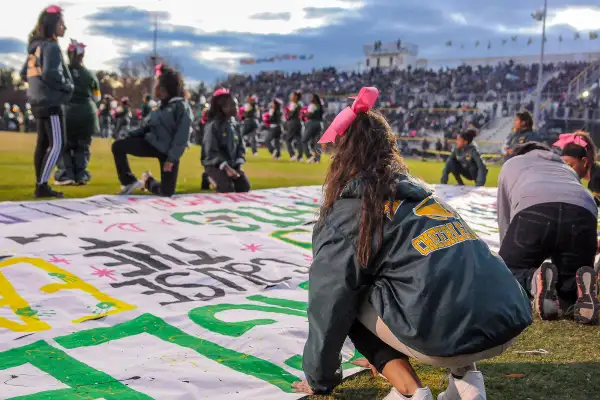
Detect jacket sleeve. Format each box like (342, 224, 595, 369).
(41, 42, 73, 93)
(471, 148, 488, 186)
(235, 128, 246, 167)
(497, 168, 511, 244)
(202, 121, 225, 167)
(302, 221, 364, 395)
(167, 104, 192, 163)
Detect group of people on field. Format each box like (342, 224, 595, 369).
(19, 5, 600, 400)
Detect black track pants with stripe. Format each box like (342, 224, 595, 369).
(34, 113, 66, 184)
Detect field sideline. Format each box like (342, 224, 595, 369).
(1, 131, 599, 400)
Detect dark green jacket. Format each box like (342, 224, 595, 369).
(21, 38, 73, 116)
(66, 65, 100, 135)
(587, 162, 600, 206)
(506, 129, 540, 149)
(442, 143, 488, 186)
(202, 117, 246, 168)
(303, 175, 532, 394)
(129, 97, 192, 163)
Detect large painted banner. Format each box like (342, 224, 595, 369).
(0, 185, 499, 400)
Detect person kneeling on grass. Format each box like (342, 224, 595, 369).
(111, 64, 192, 197)
(293, 87, 532, 400)
(440, 129, 487, 186)
(201, 88, 251, 193)
(497, 142, 599, 325)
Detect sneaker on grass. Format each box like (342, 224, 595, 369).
(118, 180, 143, 195)
(532, 262, 561, 321)
(575, 266, 599, 325)
(438, 371, 486, 400)
(384, 387, 433, 400)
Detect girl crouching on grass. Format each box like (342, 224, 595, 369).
(201, 88, 251, 193)
(111, 64, 192, 197)
(293, 87, 531, 400)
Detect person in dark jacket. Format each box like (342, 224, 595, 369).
(553, 131, 600, 206)
(285, 90, 303, 161)
(21, 5, 74, 198)
(292, 87, 532, 400)
(201, 88, 250, 193)
(113, 96, 130, 139)
(264, 98, 283, 160)
(111, 64, 192, 197)
(504, 110, 540, 157)
(241, 94, 260, 156)
(300, 93, 324, 163)
(140, 95, 152, 119)
(99, 94, 112, 138)
(497, 142, 598, 325)
(54, 39, 100, 186)
(440, 129, 487, 186)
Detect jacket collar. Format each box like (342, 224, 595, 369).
(340, 174, 432, 202)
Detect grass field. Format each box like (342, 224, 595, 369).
(1, 131, 599, 400)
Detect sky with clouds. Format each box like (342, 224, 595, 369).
(1, 0, 600, 84)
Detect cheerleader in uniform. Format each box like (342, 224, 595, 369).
(265, 98, 283, 160)
(241, 94, 260, 156)
(285, 90, 303, 161)
(301, 93, 324, 163)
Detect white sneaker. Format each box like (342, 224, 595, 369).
(438, 371, 486, 400)
(384, 387, 433, 400)
(118, 180, 143, 195)
(54, 179, 75, 186)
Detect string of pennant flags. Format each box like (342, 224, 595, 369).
(444, 31, 599, 50)
(240, 54, 314, 65)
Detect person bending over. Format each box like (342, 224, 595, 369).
(111, 64, 192, 197)
(202, 88, 251, 193)
(293, 87, 532, 400)
(440, 129, 487, 186)
(497, 142, 599, 325)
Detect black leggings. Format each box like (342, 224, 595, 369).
(34, 113, 66, 184)
(205, 166, 251, 193)
(499, 202, 597, 305)
(265, 125, 282, 157)
(285, 119, 302, 158)
(111, 136, 180, 197)
(301, 120, 322, 161)
(348, 321, 407, 373)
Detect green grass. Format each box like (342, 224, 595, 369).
(0, 131, 500, 201)
(1, 131, 599, 400)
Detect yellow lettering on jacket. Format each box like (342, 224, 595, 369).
(411, 220, 478, 256)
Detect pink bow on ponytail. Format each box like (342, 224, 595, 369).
(213, 88, 230, 97)
(68, 39, 86, 55)
(46, 5, 62, 13)
(154, 63, 163, 78)
(318, 87, 379, 144)
(553, 133, 587, 149)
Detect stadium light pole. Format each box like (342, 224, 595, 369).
(533, 0, 548, 129)
(150, 11, 159, 96)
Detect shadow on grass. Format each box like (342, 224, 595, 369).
(302, 361, 600, 400)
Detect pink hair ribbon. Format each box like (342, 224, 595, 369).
(67, 39, 86, 55)
(213, 88, 230, 97)
(553, 133, 587, 149)
(46, 5, 62, 13)
(154, 63, 163, 77)
(317, 86, 379, 144)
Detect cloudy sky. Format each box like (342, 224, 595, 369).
(1, 0, 599, 84)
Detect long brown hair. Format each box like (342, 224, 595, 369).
(319, 110, 408, 267)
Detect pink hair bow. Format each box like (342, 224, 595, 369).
(154, 63, 163, 77)
(213, 88, 230, 97)
(318, 86, 379, 144)
(46, 5, 62, 13)
(553, 133, 587, 149)
(67, 39, 86, 55)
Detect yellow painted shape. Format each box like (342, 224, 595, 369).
(0, 257, 136, 332)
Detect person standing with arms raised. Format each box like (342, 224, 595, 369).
(21, 5, 73, 198)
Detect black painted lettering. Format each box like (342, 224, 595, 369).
(111, 278, 194, 306)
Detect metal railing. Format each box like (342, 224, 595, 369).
(567, 58, 600, 100)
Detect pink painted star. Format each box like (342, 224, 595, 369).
(241, 244, 263, 252)
(48, 255, 70, 265)
(90, 266, 118, 281)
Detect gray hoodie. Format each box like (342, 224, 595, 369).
(497, 149, 597, 242)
